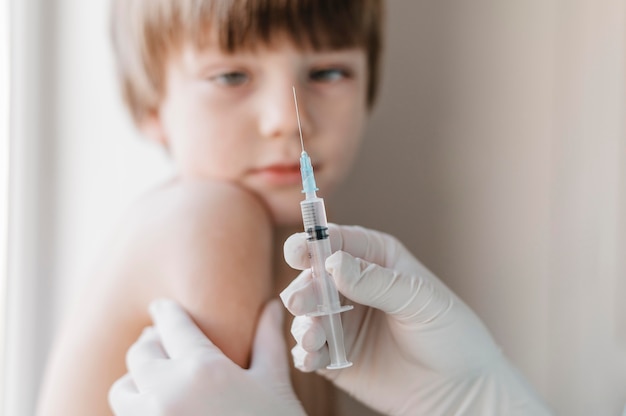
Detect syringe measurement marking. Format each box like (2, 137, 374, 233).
(301, 204, 317, 225)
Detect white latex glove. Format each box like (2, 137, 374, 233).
(108, 299, 305, 416)
(281, 224, 551, 416)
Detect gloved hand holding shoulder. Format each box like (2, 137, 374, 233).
(109, 299, 305, 416)
(281, 224, 551, 416)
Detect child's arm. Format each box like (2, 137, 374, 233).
(36, 181, 274, 416)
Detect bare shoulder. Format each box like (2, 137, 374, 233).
(125, 180, 273, 289)
(83, 180, 273, 304)
(132, 179, 272, 233)
(123, 180, 275, 364)
(36, 180, 274, 415)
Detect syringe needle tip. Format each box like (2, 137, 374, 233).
(292, 86, 305, 152)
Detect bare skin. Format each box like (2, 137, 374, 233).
(36, 181, 276, 415)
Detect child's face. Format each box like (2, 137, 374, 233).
(146, 35, 368, 225)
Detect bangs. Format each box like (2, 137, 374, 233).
(166, 0, 378, 53)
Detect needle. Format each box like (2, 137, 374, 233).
(292, 86, 305, 152)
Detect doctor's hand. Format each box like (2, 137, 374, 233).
(108, 299, 305, 416)
(282, 224, 551, 416)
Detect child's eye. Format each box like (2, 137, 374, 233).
(210, 71, 249, 86)
(309, 68, 351, 83)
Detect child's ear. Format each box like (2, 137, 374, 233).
(140, 110, 170, 148)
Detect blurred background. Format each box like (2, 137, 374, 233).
(2, 0, 625, 415)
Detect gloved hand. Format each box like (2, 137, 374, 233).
(281, 224, 551, 416)
(108, 299, 305, 416)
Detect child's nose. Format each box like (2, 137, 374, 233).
(258, 85, 310, 142)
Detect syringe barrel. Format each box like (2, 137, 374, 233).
(300, 197, 341, 313)
(300, 197, 352, 369)
(307, 239, 342, 313)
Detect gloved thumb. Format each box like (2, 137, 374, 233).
(326, 251, 453, 324)
(250, 299, 290, 380)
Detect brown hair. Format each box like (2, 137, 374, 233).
(110, 0, 384, 125)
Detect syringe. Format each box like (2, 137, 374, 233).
(292, 87, 353, 370)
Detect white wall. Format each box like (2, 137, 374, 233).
(5, 1, 626, 415)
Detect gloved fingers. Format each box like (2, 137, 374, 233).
(290, 315, 326, 352)
(279, 269, 318, 316)
(326, 251, 452, 322)
(291, 344, 330, 373)
(124, 326, 174, 390)
(250, 299, 289, 379)
(326, 224, 402, 267)
(149, 298, 221, 360)
(283, 232, 310, 270)
(108, 373, 148, 415)
(125, 326, 166, 371)
(284, 224, 402, 271)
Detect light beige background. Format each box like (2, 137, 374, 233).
(331, 1, 626, 414)
(5, 1, 626, 415)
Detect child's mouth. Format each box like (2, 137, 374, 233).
(250, 164, 303, 186)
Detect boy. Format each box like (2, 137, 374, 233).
(36, 0, 383, 415)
